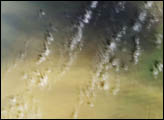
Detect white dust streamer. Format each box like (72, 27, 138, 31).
(132, 1, 154, 64)
(72, 23, 128, 118)
(59, 1, 99, 80)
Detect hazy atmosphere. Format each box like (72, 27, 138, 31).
(1, 1, 163, 119)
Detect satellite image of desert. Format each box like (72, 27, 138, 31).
(1, 1, 163, 119)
